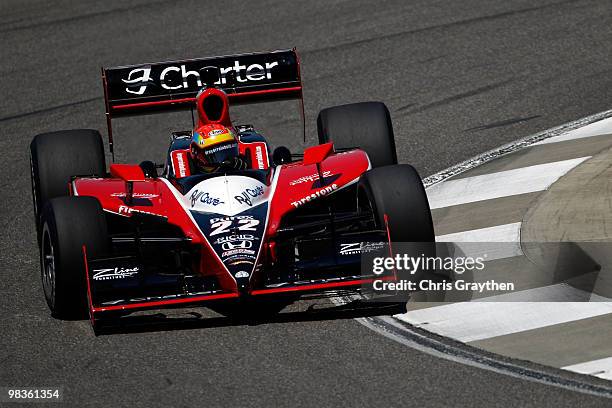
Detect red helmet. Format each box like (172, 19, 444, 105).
(190, 124, 239, 171)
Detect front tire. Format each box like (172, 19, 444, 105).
(359, 164, 435, 286)
(359, 164, 434, 243)
(317, 102, 397, 168)
(40, 196, 109, 319)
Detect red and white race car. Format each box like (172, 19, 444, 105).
(29, 49, 434, 330)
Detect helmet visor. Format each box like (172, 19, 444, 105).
(193, 141, 239, 169)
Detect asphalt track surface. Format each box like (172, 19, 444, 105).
(2, 0, 612, 406)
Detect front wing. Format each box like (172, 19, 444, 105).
(82, 246, 393, 325)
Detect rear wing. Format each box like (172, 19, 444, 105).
(101, 48, 303, 157)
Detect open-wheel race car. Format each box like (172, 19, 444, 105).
(29, 49, 434, 331)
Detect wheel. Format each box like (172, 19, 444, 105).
(359, 164, 434, 242)
(359, 164, 435, 287)
(40, 196, 109, 319)
(30, 129, 106, 232)
(317, 102, 397, 168)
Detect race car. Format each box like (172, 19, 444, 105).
(29, 49, 434, 330)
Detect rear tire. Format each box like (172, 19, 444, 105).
(317, 102, 397, 168)
(30, 129, 106, 233)
(40, 196, 109, 319)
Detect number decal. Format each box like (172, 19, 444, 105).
(210, 220, 232, 236)
(210, 218, 261, 235)
(238, 219, 259, 231)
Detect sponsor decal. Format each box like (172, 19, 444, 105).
(122, 67, 152, 95)
(111, 192, 159, 199)
(194, 129, 235, 148)
(339, 243, 361, 255)
(221, 248, 256, 258)
(221, 240, 253, 251)
(227, 258, 255, 266)
(234, 186, 264, 207)
(235, 271, 250, 278)
(171, 150, 190, 178)
(122, 61, 279, 95)
(201, 210, 264, 269)
(92, 266, 139, 281)
(118, 205, 158, 216)
(190, 189, 224, 207)
(176, 152, 187, 176)
(214, 234, 256, 244)
(339, 242, 386, 256)
(209, 215, 256, 224)
(208, 129, 225, 137)
(289, 170, 332, 186)
(205, 142, 236, 154)
(209, 216, 260, 236)
(255, 145, 265, 169)
(290, 183, 338, 208)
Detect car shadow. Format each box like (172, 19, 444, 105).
(93, 295, 405, 335)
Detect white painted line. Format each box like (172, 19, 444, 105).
(354, 315, 612, 398)
(436, 222, 521, 242)
(534, 117, 612, 146)
(396, 293, 612, 343)
(480, 283, 611, 303)
(563, 357, 612, 380)
(422, 110, 612, 188)
(436, 223, 522, 262)
(342, 111, 612, 393)
(426, 157, 590, 209)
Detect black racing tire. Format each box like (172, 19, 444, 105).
(40, 196, 109, 319)
(359, 164, 434, 243)
(317, 102, 397, 168)
(359, 164, 435, 285)
(30, 129, 106, 232)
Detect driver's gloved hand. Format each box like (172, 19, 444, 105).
(219, 156, 248, 171)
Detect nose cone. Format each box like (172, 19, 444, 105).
(235, 273, 251, 294)
(184, 175, 271, 289)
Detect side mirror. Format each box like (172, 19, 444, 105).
(272, 146, 292, 165)
(139, 161, 158, 178)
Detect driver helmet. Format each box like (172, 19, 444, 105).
(190, 124, 239, 172)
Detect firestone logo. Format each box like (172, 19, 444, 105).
(122, 61, 279, 95)
(118, 205, 157, 216)
(291, 183, 338, 208)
